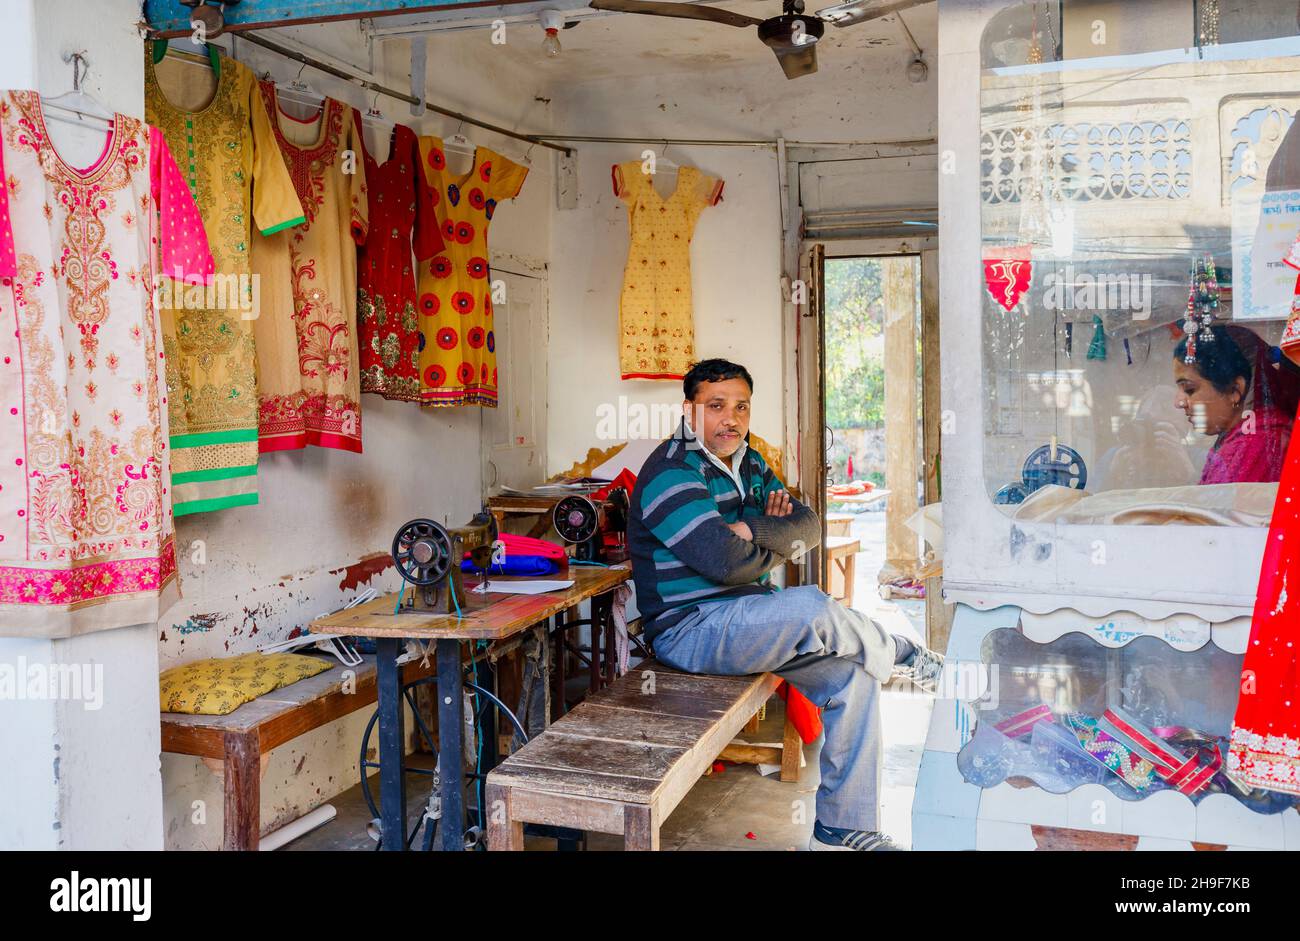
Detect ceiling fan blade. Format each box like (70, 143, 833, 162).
(771, 43, 818, 79)
(589, 0, 766, 28)
(815, 0, 932, 28)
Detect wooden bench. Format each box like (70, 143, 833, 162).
(161, 653, 434, 850)
(485, 659, 788, 851)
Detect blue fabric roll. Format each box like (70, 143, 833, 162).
(460, 555, 558, 577)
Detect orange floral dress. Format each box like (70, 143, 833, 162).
(414, 138, 527, 407)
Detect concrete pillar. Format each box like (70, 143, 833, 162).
(0, 0, 162, 851)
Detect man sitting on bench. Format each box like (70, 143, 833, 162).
(628, 358, 944, 851)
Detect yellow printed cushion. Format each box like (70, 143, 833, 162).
(159, 652, 332, 715)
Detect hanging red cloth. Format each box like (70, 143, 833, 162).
(1228, 408, 1300, 796)
(777, 680, 823, 744)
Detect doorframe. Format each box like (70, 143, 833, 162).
(794, 237, 944, 643)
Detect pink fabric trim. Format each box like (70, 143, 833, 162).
(0, 127, 14, 277)
(149, 125, 215, 286)
(0, 539, 177, 607)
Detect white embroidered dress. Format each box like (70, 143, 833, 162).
(0, 90, 213, 636)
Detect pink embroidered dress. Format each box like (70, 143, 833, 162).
(0, 90, 213, 636)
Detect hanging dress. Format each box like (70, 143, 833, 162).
(251, 85, 368, 452)
(145, 47, 304, 515)
(0, 90, 213, 635)
(355, 118, 438, 401)
(413, 137, 528, 407)
(1228, 414, 1300, 795)
(612, 161, 724, 381)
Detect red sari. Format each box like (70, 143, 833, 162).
(1228, 409, 1300, 795)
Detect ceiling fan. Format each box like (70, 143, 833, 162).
(587, 0, 931, 79)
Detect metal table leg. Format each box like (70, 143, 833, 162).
(602, 593, 617, 685)
(375, 637, 406, 852)
(588, 599, 602, 695)
(436, 638, 465, 852)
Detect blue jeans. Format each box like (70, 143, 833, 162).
(650, 585, 897, 831)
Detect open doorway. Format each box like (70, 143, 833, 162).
(821, 253, 927, 644)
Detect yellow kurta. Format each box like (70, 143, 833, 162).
(145, 46, 304, 515)
(252, 87, 369, 452)
(414, 138, 528, 407)
(613, 161, 723, 381)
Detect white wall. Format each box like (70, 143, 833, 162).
(543, 46, 937, 475)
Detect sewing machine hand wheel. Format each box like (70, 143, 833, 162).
(1022, 443, 1087, 491)
(392, 518, 453, 587)
(553, 495, 599, 544)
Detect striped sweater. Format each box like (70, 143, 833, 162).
(629, 421, 821, 643)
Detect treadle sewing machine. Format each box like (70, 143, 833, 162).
(390, 509, 500, 615)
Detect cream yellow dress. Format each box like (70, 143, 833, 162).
(613, 161, 724, 380)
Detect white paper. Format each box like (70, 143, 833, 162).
(1233, 187, 1300, 320)
(470, 579, 575, 596)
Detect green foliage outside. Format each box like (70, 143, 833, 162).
(825, 258, 885, 430)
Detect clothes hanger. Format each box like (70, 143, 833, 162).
(361, 90, 393, 128)
(42, 51, 113, 130)
(653, 141, 680, 175)
(274, 62, 325, 119)
(444, 117, 475, 157)
(151, 37, 221, 77)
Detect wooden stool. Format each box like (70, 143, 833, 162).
(825, 536, 861, 607)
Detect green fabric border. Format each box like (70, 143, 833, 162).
(261, 215, 306, 236)
(171, 428, 260, 448)
(172, 464, 258, 485)
(173, 492, 259, 517)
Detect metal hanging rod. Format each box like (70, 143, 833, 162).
(532, 134, 774, 148)
(233, 32, 571, 155)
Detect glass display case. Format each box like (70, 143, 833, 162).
(918, 0, 1300, 850)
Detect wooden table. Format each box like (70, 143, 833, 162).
(310, 565, 631, 852)
(487, 494, 567, 539)
(160, 653, 435, 851)
(825, 487, 891, 507)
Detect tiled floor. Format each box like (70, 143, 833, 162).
(285, 511, 936, 852)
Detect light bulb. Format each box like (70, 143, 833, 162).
(543, 28, 562, 57)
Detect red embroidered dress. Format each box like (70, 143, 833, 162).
(355, 119, 440, 401)
(251, 85, 369, 452)
(0, 90, 213, 635)
(1228, 410, 1300, 795)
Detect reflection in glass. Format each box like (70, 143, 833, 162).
(978, 1, 1300, 525)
